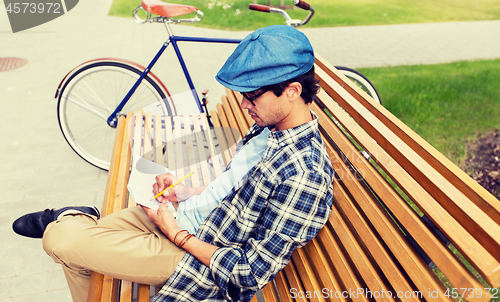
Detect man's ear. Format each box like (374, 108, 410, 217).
(286, 82, 302, 101)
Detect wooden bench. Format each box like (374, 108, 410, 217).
(87, 54, 500, 302)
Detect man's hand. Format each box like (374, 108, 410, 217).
(153, 173, 191, 203)
(141, 204, 219, 267)
(141, 203, 182, 242)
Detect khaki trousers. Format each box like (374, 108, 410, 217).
(42, 206, 186, 302)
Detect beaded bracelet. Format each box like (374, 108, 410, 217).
(174, 230, 188, 246)
(178, 234, 194, 249)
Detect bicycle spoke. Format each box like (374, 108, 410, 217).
(82, 79, 114, 113)
(66, 93, 108, 121)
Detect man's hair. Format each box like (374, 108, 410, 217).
(261, 66, 319, 104)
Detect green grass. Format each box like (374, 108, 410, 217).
(358, 59, 500, 168)
(110, 0, 500, 31)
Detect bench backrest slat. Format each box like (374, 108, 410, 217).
(210, 109, 233, 167)
(224, 89, 250, 135)
(172, 116, 185, 181)
(183, 115, 201, 187)
(216, 103, 238, 157)
(316, 58, 500, 225)
(313, 100, 461, 299)
(314, 56, 499, 295)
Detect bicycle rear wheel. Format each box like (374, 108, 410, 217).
(57, 60, 172, 170)
(336, 66, 381, 104)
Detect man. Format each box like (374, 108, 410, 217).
(12, 25, 333, 302)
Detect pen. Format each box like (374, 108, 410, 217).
(151, 171, 195, 201)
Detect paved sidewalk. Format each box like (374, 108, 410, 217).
(1, 0, 499, 300)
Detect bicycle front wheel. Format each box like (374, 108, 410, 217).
(57, 60, 172, 170)
(336, 66, 381, 104)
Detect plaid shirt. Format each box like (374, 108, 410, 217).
(152, 112, 334, 302)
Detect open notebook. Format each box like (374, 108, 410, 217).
(127, 156, 177, 218)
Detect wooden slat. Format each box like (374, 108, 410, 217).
(201, 113, 223, 177)
(225, 89, 250, 135)
(143, 111, 152, 160)
(101, 276, 119, 302)
(313, 89, 496, 294)
(314, 98, 489, 298)
(282, 261, 307, 302)
(183, 115, 200, 187)
(216, 103, 237, 157)
(164, 116, 176, 171)
(88, 115, 130, 302)
(119, 280, 133, 302)
(315, 63, 500, 287)
(138, 284, 151, 302)
(303, 238, 347, 302)
(153, 114, 163, 164)
(291, 248, 328, 302)
(274, 272, 293, 302)
(316, 225, 371, 302)
(173, 116, 184, 180)
(87, 272, 105, 302)
(192, 115, 212, 185)
(315, 55, 500, 225)
(211, 109, 232, 167)
(228, 89, 254, 127)
(221, 97, 243, 145)
(317, 118, 440, 300)
(329, 200, 395, 302)
(260, 283, 280, 302)
(332, 174, 430, 301)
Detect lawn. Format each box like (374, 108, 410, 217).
(109, 0, 500, 31)
(358, 59, 500, 169)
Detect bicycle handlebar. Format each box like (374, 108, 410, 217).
(294, 0, 311, 11)
(249, 0, 314, 27)
(248, 4, 271, 13)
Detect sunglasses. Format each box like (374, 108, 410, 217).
(241, 89, 268, 106)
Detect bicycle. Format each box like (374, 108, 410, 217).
(55, 0, 381, 171)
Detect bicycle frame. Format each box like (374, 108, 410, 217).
(106, 24, 241, 126)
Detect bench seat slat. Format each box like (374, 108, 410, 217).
(119, 280, 132, 302)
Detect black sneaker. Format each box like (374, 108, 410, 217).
(12, 206, 100, 238)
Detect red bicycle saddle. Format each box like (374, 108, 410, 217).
(142, 0, 199, 18)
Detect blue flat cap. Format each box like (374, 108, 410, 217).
(216, 25, 315, 92)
